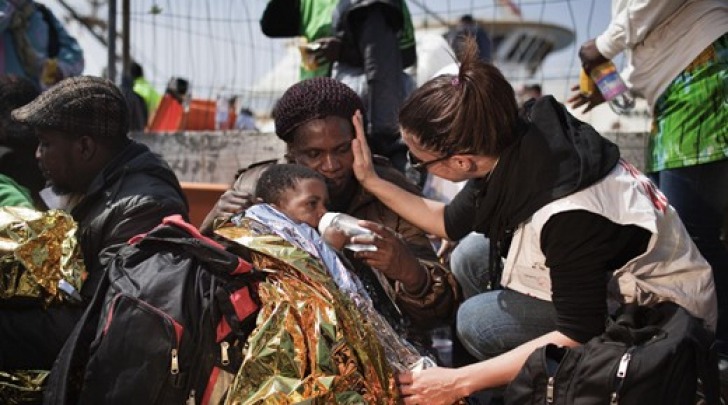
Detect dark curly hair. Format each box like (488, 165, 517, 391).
(0, 75, 40, 147)
(0, 75, 44, 205)
(399, 36, 519, 156)
(273, 77, 365, 143)
(254, 163, 326, 205)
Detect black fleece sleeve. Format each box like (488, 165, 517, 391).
(444, 179, 480, 241)
(260, 0, 301, 37)
(541, 210, 651, 343)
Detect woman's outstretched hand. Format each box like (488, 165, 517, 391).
(351, 110, 379, 186)
(397, 368, 467, 405)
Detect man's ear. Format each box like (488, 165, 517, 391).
(75, 135, 97, 161)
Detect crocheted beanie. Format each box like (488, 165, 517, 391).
(12, 76, 129, 140)
(273, 77, 364, 142)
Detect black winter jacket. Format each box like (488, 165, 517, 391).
(72, 141, 188, 299)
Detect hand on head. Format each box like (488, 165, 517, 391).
(350, 110, 380, 186)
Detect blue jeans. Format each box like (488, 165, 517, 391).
(457, 289, 557, 361)
(451, 233, 558, 361)
(649, 159, 728, 344)
(450, 232, 492, 299)
(452, 235, 558, 403)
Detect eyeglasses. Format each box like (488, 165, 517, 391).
(406, 149, 452, 170)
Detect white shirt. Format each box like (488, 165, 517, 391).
(596, 0, 728, 109)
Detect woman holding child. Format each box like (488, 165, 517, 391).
(202, 77, 460, 353)
(350, 38, 717, 404)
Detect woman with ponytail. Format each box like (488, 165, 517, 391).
(350, 37, 716, 404)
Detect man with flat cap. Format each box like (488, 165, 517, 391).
(0, 75, 188, 371)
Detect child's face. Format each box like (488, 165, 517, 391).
(276, 178, 329, 228)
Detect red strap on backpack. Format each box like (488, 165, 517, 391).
(128, 215, 253, 274)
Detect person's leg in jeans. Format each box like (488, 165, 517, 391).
(450, 232, 492, 299)
(650, 159, 728, 348)
(456, 289, 557, 404)
(456, 289, 557, 361)
(448, 232, 493, 369)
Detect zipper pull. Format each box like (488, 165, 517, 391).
(546, 376, 554, 404)
(170, 348, 179, 375)
(186, 389, 196, 405)
(616, 352, 631, 378)
(611, 351, 632, 405)
(221, 341, 230, 366)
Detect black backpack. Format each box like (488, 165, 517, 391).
(44, 216, 262, 404)
(505, 302, 720, 405)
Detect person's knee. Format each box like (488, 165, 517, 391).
(456, 296, 504, 360)
(451, 233, 491, 297)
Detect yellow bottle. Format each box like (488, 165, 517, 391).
(580, 61, 635, 114)
(579, 68, 596, 96)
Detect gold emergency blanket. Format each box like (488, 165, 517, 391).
(0, 371, 49, 405)
(0, 206, 85, 305)
(217, 218, 398, 404)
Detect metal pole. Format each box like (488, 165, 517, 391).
(107, 0, 117, 82)
(122, 0, 130, 78)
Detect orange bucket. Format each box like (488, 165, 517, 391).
(148, 94, 183, 132)
(181, 99, 216, 131)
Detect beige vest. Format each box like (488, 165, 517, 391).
(500, 160, 717, 330)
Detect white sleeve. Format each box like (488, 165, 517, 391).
(595, 0, 687, 59)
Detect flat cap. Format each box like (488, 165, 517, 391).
(12, 76, 129, 140)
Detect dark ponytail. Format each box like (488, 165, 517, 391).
(399, 36, 519, 156)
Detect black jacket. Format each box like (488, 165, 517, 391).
(72, 141, 188, 299)
(333, 0, 416, 69)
